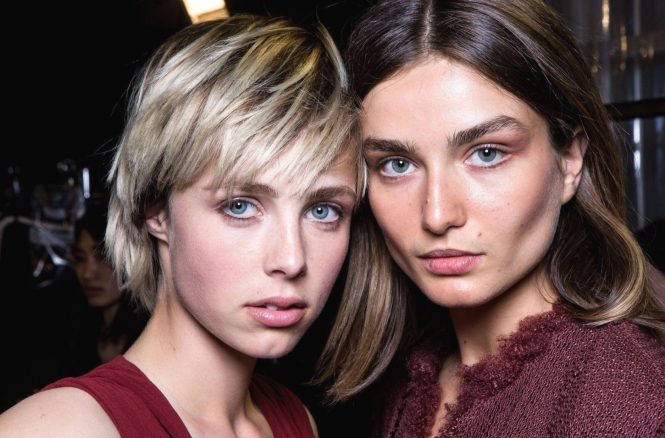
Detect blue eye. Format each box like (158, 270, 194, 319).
(307, 204, 340, 223)
(467, 146, 506, 167)
(223, 200, 258, 219)
(380, 158, 415, 177)
(478, 148, 497, 162)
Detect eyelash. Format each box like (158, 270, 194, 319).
(219, 198, 260, 224)
(370, 145, 508, 175)
(307, 202, 344, 230)
(374, 156, 416, 179)
(219, 199, 345, 229)
(466, 145, 508, 168)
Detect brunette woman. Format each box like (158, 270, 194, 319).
(319, 1, 665, 436)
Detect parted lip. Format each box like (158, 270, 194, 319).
(246, 296, 307, 309)
(419, 248, 480, 258)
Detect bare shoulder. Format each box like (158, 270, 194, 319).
(0, 387, 119, 437)
(304, 405, 319, 438)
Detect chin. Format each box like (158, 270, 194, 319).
(252, 346, 295, 360)
(422, 287, 497, 309)
(247, 336, 302, 360)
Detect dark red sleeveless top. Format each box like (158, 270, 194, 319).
(44, 356, 315, 438)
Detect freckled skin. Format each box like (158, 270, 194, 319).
(362, 58, 578, 309)
(159, 147, 357, 359)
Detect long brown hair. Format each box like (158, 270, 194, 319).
(317, 0, 665, 403)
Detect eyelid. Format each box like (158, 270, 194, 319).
(465, 144, 509, 167)
(305, 202, 345, 230)
(374, 156, 417, 178)
(219, 197, 262, 221)
(310, 200, 344, 215)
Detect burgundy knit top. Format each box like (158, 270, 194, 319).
(376, 305, 665, 437)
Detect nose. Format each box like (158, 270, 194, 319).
(421, 170, 466, 235)
(264, 217, 307, 279)
(80, 257, 98, 280)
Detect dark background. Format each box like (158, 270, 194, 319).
(1, 1, 663, 436)
(1, 1, 377, 436)
(2, 0, 369, 195)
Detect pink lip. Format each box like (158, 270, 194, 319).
(419, 249, 482, 275)
(245, 297, 306, 328)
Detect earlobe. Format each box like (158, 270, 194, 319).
(145, 206, 169, 243)
(560, 128, 588, 204)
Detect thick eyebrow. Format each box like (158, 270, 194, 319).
(449, 115, 529, 148)
(363, 138, 416, 154)
(230, 183, 279, 198)
(227, 183, 357, 204)
(305, 186, 357, 204)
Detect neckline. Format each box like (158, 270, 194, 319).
(458, 304, 569, 389)
(118, 356, 282, 437)
(400, 304, 574, 437)
(441, 304, 572, 435)
(113, 356, 192, 436)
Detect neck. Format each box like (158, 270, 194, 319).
(449, 266, 555, 366)
(124, 290, 257, 431)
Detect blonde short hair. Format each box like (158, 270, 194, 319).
(107, 15, 361, 311)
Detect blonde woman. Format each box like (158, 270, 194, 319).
(318, 0, 665, 436)
(1, 15, 362, 437)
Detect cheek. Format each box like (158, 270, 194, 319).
(368, 182, 418, 252)
(306, 226, 351, 305)
(74, 265, 84, 280)
(169, 227, 226, 301)
(170, 224, 248, 302)
(100, 264, 120, 291)
(475, 165, 563, 250)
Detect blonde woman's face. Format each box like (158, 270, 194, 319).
(73, 230, 122, 309)
(150, 146, 357, 359)
(362, 58, 583, 309)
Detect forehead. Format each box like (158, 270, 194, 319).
(261, 144, 355, 180)
(362, 58, 544, 141)
(198, 142, 357, 198)
(74, 229, 98, 249)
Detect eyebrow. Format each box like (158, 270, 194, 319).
(363, 115, 528, 155)
(363, 138, 416, 154)
(228, 183, 357, 203)
(449, 115, 529, 148)
(231, 183, 279, 198)
(305, 186, 357, 204)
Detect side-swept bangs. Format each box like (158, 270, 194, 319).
(108, 15, 360, 310)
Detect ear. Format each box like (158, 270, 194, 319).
(145, 204, 169, 244)
(560, 127, 588, 204)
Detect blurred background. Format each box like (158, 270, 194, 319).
(1, 1, 663, 436)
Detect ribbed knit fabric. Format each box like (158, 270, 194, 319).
(376, 305, 665, 437)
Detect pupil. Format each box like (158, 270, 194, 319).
(392, 159, 408, 173)
(479, 148, 496, 162)
(231, 202, 247, 214)
(314, 206, 328, 219)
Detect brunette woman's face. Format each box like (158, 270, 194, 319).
(72, 230, 123, 309)
(362, 58, 584, 309)
(147, 146, 357, 359)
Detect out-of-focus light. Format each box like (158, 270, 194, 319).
(183, 0, 228, 23)
(602, 0, 609, 33)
